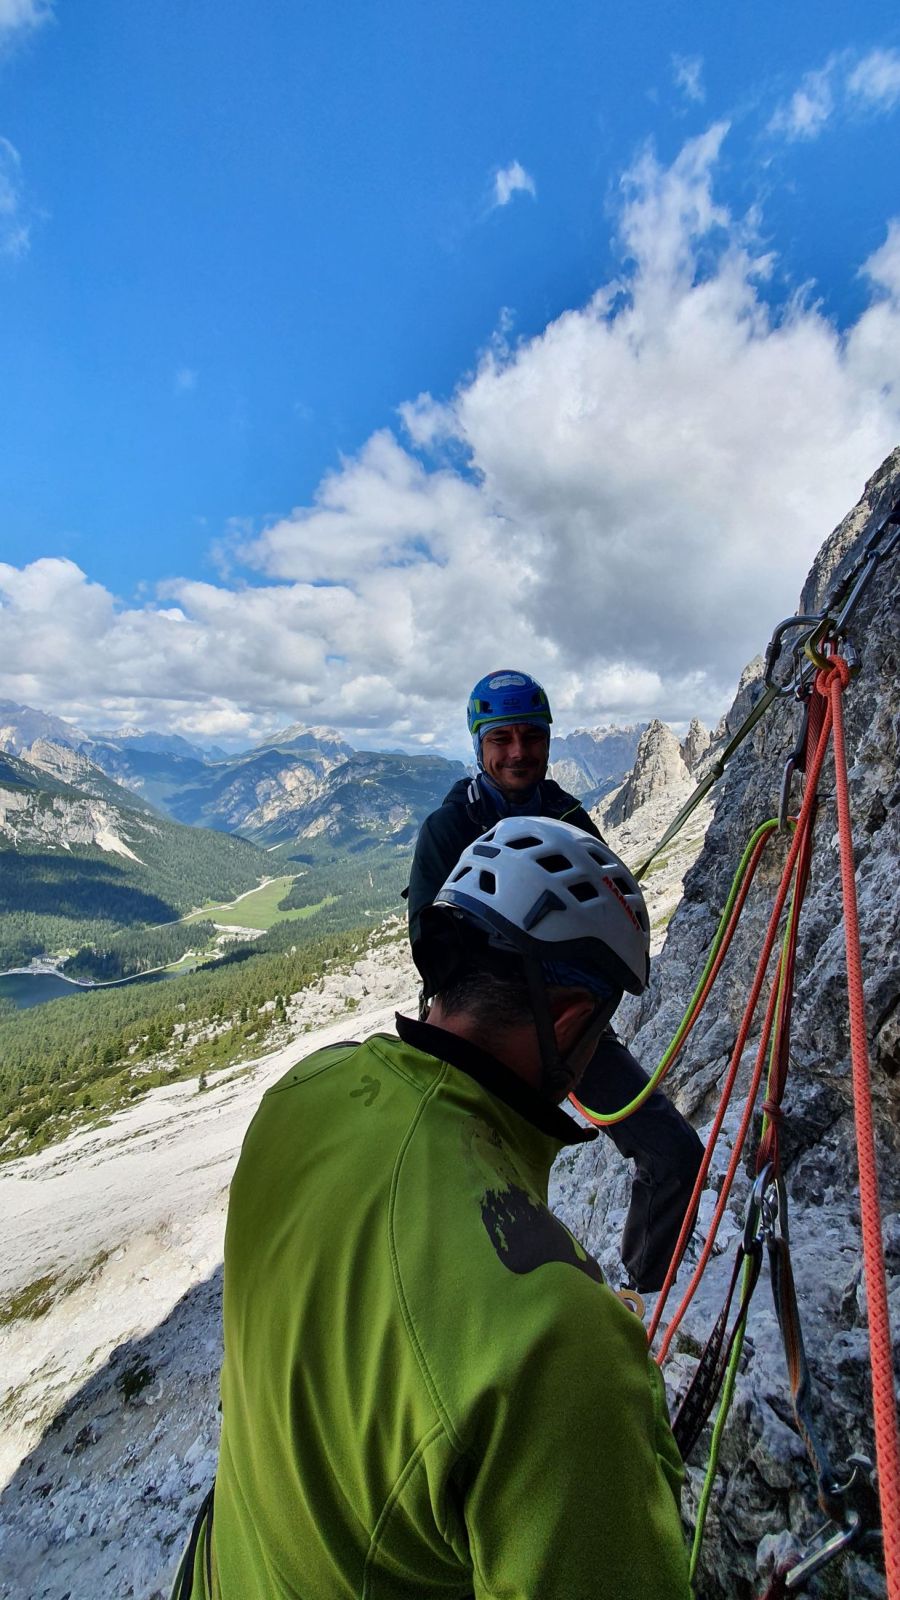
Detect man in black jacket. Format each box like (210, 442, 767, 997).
(407, 669, 703, 1293)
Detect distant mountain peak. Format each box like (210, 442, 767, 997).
(259, 723, 352, 751)
(603, 719, 691, 827)
(681, 718, 712, 771)
(548, 723, 646, 807)
(0, 700, 87, 755)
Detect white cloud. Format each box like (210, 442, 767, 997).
(770, 46, 900, 141)
(0, 137, 30, 258)
(861, 217, 900, 299)
(0, 0, 51, 43)
(174, 367, 198, 393)
(672, 54, 705, 105)
(492, 160, 536, 208)
(769, 62, 836, 139)
(847, 47, 900, 110)
(2, 129, 899, 757)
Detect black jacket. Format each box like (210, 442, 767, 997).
(407, 774, 603, 964)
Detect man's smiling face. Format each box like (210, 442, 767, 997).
(480, 723, 550, 798)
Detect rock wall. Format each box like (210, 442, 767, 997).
(605, 718, 692, 825)
(549, 723, 645, 804)
(682, 717, 712, 771)
(552, 448, 900, 1599)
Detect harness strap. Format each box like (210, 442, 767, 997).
(767, 1230, 844, 1520)
(672, 1239, 763, 1461)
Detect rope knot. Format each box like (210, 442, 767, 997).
(761, 1099, 783, 1123)
(814, 653, 851, 695)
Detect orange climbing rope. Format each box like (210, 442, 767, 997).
(827, 655, 900, 1598)
(646, 695, 834, 1355)
(645, 652, 899, 1595)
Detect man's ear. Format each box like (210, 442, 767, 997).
(548, 990, 596, 1049)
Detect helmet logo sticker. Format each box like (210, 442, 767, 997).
(602, 874, 641, 931)
(487, 673, 527, 689)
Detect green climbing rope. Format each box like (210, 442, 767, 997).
(571, 819, 781, 1127)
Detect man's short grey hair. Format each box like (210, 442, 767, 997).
(433, 965, 535, 1032)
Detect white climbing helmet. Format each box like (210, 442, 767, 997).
(434, 816, 650, 995)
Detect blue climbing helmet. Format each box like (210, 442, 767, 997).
(467, 670, 552, 762)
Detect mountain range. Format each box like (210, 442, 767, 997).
(0, 704, 653, 847)
(0, 701, 709, 971)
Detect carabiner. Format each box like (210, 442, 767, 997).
(764, 615, 826, 696)
(743, 1163, 778, 1252)
(778, 756, 797, 832)
(784, 1509, 861, 1589)
(802, 616, 834, 672)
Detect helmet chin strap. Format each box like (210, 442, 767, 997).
(521, 951, 565, 1094)
(521, 954, 620, 1101)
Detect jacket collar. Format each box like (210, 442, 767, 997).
(395, 1012, 597, 1147)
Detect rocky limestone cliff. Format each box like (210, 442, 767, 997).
(287, 749, 467, 847)
(0, 784, 145, 861)
(0, 701, 86, 755)
(22, 738, 119, 795)
(552, 448, 900, 1599)
(549, 723, 645, 804)
(604, 718, 692, 826)
(682, 717, 712, 771)
(713, 654, 767, 743)
(0, 750, 149, 862)
(589, 719, 716, 955)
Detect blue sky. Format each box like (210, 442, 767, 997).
(1, 0, 899, 755)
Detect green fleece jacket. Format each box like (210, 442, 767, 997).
(172, 1015, 691, 1600)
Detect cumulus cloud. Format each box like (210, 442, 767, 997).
(672, 54, 705, 105)
(492, 160, 536, 208)
(3, 128, 900, 756)
(770, 46, 900, 140)
(862, 217, 900, 299)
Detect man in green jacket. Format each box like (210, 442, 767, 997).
(172, 818, 691, 1600)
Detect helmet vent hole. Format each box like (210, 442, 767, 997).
(569, 881, 599, 903)
(451, 865, 472, 881)
(472, 843, 501, 859)
(506, 834, 542, 850)
(478, 870, 497, 894)
(536, 853, 572, 874)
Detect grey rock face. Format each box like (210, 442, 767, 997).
(713, 654, 767, 744)
(553, 448, 900, 1599)
(682, 717, 712, 771)
(549, 724, 645, 803)
(605, 719, 691, 825)
(0, 701, 87, 755)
